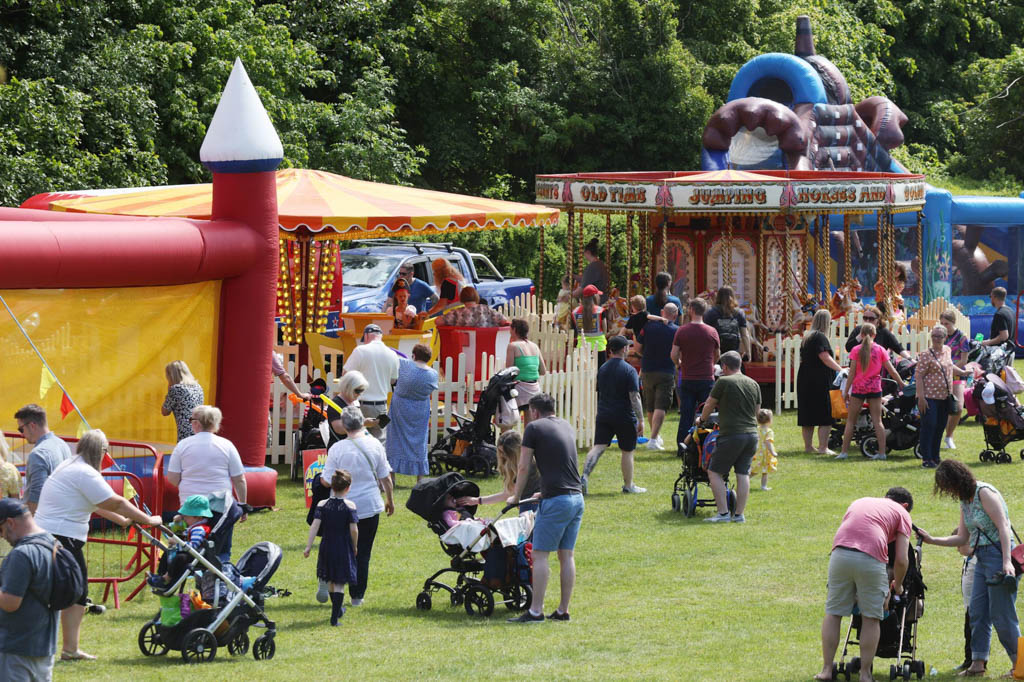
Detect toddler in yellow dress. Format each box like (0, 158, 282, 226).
(750, 409, 778, 491)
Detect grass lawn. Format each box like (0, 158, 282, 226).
(58, 405, 1024, 681)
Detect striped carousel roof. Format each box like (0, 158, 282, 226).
(43, 168, 559, 239)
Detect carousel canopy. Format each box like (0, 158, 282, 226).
(32, 168, 559, 239)
(535, 168, 927, 215)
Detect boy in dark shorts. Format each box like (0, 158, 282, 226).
(581, 336, 646, 495)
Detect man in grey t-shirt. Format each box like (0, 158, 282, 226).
(15, 404, 71, 513)
(507, 394, 583, 624)
(573, 239, 610, 304)
(0, 498, 58, 680)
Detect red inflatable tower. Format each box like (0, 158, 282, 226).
(199, 59, 284, 503)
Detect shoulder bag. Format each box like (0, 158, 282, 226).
(348, 437, 386, 493)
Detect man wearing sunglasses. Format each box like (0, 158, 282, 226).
(13, 404, 71, 514)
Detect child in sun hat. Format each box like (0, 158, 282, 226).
(148, 494, 213, 589)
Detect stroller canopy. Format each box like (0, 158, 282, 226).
(406, 473, 480, 524)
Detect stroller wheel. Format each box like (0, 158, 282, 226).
(912, 442, 922, 459)
(682, 491, 694, 518)
(914, 660, 925, 679)
(902, 662, 912, 680)
(463, 583, 494, 617)
(830, 662, 838, 680)
(726, 489, 736, 515)
(252, 635, 275, 661)
(849, 657, 860, 674)
(670, 493, 680, 512)
(416, 591, 432, 610)
(137, 620, 167, 657)
(889, 663, 897, 680)
(228, 631, 249, 656)
(980, 449, 993, 462)
(1019, 449, 1024, 461)
(504, 583, 531, 611)
(860, 436, 879, 458)
(182, 628, 217, 664)
(999, 451, 1013, 464)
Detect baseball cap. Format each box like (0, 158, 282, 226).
(582, 284, 603, 298)
(363, 324, 383, 335)
(607, 335, 632, 353)
(0, 498, 28, 522)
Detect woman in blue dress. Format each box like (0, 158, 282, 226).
(385, 343, 439, 482)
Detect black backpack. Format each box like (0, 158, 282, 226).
(714, 315, 741, 353)
(24, 536, 84, 611)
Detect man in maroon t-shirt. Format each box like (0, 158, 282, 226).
(670, 298, 720, 446)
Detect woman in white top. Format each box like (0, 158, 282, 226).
(35, 429, 162, 661)
(166, 405, 248, 561)
(322, 406, 394, 605)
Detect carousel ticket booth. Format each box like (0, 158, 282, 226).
(535, 169, 928, 389)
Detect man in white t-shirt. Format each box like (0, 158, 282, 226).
(342, 324, 399, 446)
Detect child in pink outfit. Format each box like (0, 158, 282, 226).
(837, 323, 903, 461)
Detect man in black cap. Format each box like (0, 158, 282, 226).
(0, 498, 58, 680)
(581, 335, 646, 495)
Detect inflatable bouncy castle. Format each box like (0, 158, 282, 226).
(0, 60, 282, 503)
(699, 16, 1024, 335)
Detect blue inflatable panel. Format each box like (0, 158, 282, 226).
(950, 196, 1024, 225)
(701, 148, 728, 171)
(727, 53, 828, 105)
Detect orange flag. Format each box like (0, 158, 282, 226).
(59, 392, 74, 420)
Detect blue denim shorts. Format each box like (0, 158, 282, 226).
(532, 493, 584, 552)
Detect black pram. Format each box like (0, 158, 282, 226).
(406, 472, 532, 616)
(833, 536, 927, 680)
(976, 372, 1024, 463)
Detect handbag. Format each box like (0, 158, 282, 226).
(829, 389, 848, 419)
(977, 523, 1024, 575)
(929, 348, 959, 413)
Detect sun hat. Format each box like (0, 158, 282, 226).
(178, 495, 213, 518)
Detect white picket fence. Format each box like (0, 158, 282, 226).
(267, 333, 597, 468)
(500, 292, 574, 372)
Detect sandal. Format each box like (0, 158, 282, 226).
(60, 650, 97, 661)
(957, 669, 984, 677)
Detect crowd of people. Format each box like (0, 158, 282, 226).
(3, 248, 1023, 676)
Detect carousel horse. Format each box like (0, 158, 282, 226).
(789, 292, 818, 334)
(829, 278, 862, 319)
(604, 287, 631, 337)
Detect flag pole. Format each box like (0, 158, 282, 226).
(0, 294, 91, 429)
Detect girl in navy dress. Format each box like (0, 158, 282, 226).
(304, 470, 358, 625)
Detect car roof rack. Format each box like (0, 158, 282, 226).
(347, 238, 455, 254)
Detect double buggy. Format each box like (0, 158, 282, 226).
(670, 413, 737, 517)
(428, 367, 520, 477)
(407, 472, 533, 617)
(135, 512, 281, 664)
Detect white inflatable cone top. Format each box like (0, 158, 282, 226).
(200, 58, 284, 172)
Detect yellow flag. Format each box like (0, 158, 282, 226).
(76, 419, 88, 438)
(123, 479, 137, 501)
(39, 367, 57, 399)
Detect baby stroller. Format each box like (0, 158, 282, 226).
(135, 518, 281, 664)
(671, 412, 736, 517)
(428, 366, 520, 477)
(406, 473, 533, 617)
(833, 534, 927, 681)
(976, 372, 1024, 463)
(829, 358, 920, 458)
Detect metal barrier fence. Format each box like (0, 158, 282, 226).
(1, 432, 164, 607)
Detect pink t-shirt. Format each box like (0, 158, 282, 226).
(832, 497, 912, 564)
(848, 342, 889, 395)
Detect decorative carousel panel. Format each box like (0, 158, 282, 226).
(764, 239, 785, 330)
(666, 240, 695, 302)
(707, 236, 755, 304)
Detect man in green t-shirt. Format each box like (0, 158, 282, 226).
(695, 351, 761, 524)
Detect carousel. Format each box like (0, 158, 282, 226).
(534, 168, 929, 382)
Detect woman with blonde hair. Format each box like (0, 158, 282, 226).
(797, 309, 843, 453)
(940, 308, 970, 449)
(455, 430, 541, 513)
(838, 323, 904, 460)
(161, 360, 204, 442)
(426, 258, 465, 315)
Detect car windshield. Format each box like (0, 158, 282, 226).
(340, 253, 402, 288)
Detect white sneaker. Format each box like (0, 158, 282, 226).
(622, 485, 647, 494)
(644, 438, 664, 451)
(704, 512, 732, 523)
(869, 452, 887, 461)
(350, 598, 364, 606)
(943, 437, 956, 450)
(834, 452, 849, 460)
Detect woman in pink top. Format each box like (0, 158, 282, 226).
(838, 323, 903, 460)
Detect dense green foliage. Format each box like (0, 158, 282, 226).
(2, 0, 1023, 277)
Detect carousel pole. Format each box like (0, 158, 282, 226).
(842, 215, 852, 286)
(659, 214, 668, 277)
(822, 214, 831, 298)
(577, 211, 585, 283)
(538, 224, 545, 309)
(605, 212, 612, 291)
(916, 210, 925, 308)
(626, 212, 634, 298)
(722, 216, 735, 291)
(566, 209, 575, 288)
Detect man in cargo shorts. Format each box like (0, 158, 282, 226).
(507, 393, 583, 624)
(815, 487, 913, 682)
